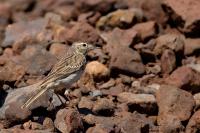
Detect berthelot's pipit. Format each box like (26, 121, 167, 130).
(21, 42, 95, 109)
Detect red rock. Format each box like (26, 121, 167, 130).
(158, 114, 184, 133)
(83, 114, 116, 126)
(118, 112, 154, 133)
(65, 22, 102, 45)
(43, 117, 54, 131)
(0, 3, 11, 26)
(85, 61, 110, 80)
(92, 98, 114, 115)
(8, 0, 35, 11)
(118, 92, 157, 114)
(102, 28, 145, 76)
(78, 12, 101, 25)
(96, 8, 143, 29)
(86, 124, 115, 133)
(54, 5, 78, 21)
(186, 110, 200, 133)
(118, 92, 156, 104)
(156, 85, 194, 132)
(0, 82, 54, 121)
(23, 120, 43, 130)
(0, 49, 25, 81)
(162, 0, 200, 35)
(84, 112, 155, 132)
(102, 83, 124, 96)
(21, 45, 57, 75)
(161, 49, 176, 75)
(115, 0, 166, 24)
(146, 63, 161, 75)
(75, 0, 115, 13)
(101, 27, 138, 47)
(132, 21, 158, 41)
(78, 97, 94, 110)
(184, 38, 200, 55)
(165, 66, 200, 89)
(98, 79, 115, 90)
(54, 108, 83, 133)
(154, 33, 185, 55)
(0, 129, 46, 133)
(49, 43, 69, 58)
(2, 18, 51, 48)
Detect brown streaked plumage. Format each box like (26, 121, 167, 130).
(21, 42, 95, 109)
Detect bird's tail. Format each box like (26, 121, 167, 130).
(21, 85, 48, 109)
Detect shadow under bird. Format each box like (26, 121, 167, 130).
(21, 42, 95, 109)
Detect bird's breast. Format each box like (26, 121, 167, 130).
(54, 69, 84, 87)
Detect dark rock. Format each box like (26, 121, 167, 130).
(54, 108, 84, 133)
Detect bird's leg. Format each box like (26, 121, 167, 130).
(55, 93, 66, 108)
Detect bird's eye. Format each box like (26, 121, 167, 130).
(82, 43, 87, 47)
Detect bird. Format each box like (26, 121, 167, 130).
(21, 42, 95, 109)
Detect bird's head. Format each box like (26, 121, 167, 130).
(72, 42, 95, 55)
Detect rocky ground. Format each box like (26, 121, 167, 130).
(0, 0, 200, 133)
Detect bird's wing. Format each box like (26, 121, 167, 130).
(21, 53, 86, 109)
(41, 52, 86, 86)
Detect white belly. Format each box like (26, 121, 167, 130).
(54, 69, 83, 87)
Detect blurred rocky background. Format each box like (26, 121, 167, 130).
(0, 0, 200, 133)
